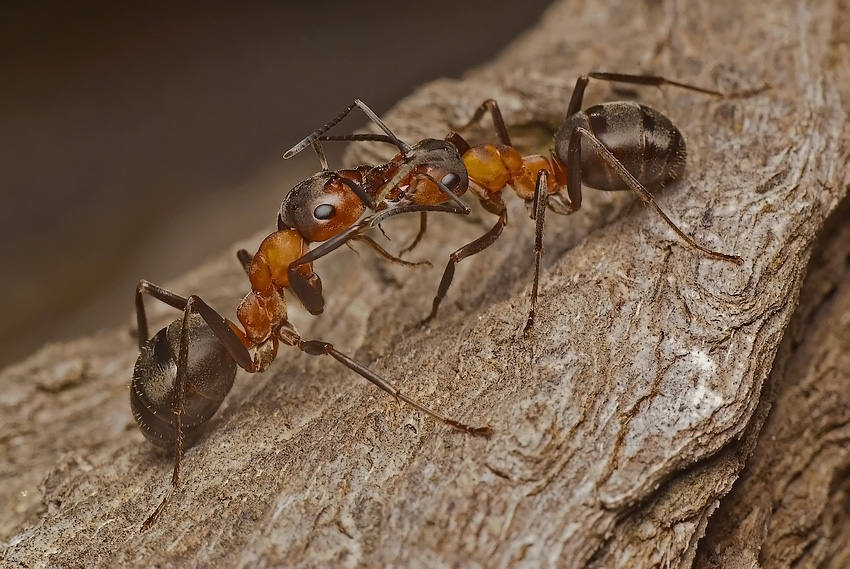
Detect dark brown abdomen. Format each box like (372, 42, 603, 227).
(555, 101, 686, 192)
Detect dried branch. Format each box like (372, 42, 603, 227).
(2, 0, 848, 566)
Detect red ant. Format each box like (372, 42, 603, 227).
(131, 203, 491, 532)
(276, 101, 474, 315)
(290, 73, 762, 330)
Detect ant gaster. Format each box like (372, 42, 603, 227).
(298, 73, 762, 330)
(131, 202, 491, 532)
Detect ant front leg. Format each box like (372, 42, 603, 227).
(385, 182, 469, 258)
(135, 281, 254, 531)
(355, 234, 432, 268)
(276, 326, 492, 437)
(287, 202, 472, 316)
(564, 127, 743, 264)
(398, 211, 428, 257)
(423, 198, 508, 326)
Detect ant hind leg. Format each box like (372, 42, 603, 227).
(135, 283, 254, 531)
(524, 170, 549, 333)
(278, 327, 492, 438)
(564, 127, 743, 264)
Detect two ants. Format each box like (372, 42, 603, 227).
(132, 72, 760, 530)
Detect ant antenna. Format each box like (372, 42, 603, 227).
(319, 133, 405, 146)
(351, 100, 412, 153)
(284, 99, 411, 160)
(311, 139, 330, 171)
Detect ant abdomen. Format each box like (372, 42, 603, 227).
(556, 101, 687, 192)
(131, 314, 237, 449)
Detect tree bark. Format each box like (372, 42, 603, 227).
(3, 0, 849, 567)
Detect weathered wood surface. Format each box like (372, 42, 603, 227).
(2, 0, 849, 567)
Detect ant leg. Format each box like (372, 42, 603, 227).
(524, 170, 549, 333)
(454, 99, 512, 146)
(566, 75, 593, 118)
(277, 327, 492, 438)
(567, 72, 768, 117)
(423, 202, 508, 325)
(398, 212, 427, 257)
(354, 234, 432, 268)
(140, 295, 197, 532)
(586, 72, 767, 98)
(137, 280, 255, 370)
(284, 99, 411, 159)
(134, 279, 186, 349)
(446, 132, 471, 155)
(288, 202, 472, 316)
(565, 127, 743, 264)
(135, 283, 255, 531)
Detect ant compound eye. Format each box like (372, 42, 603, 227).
(441, 173, 459, 189)
(313, 203, 336, 220)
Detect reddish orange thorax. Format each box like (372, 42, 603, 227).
(236, 229, 313, 348)
(462, 144, 566, 201)
(247, 230, 312, 293)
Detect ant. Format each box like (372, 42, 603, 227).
(291, 73, 762, 330)
(131, 203, 492, 532)
(277, 101, 473, 316)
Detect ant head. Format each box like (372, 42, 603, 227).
(279, 170, 367, 243)
(402, 139, 469, 196)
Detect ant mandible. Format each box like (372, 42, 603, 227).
(301, 72, 762, 331)
(131, 203, 492, 533)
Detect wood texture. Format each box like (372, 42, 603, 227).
(2, 0, 849, 567)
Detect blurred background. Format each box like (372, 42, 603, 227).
(0, 0, 553, 369)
